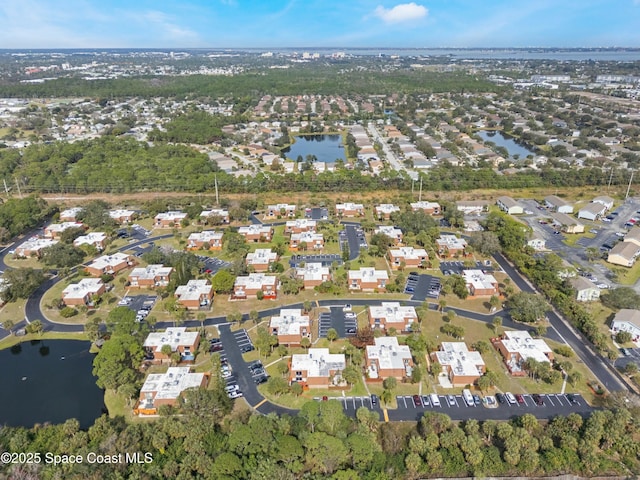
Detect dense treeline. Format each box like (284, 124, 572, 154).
(0, 405, 638, 479)
(0, 68, 499, 99)
(148, 111, 247, 144)
(0, 195, 53, 242)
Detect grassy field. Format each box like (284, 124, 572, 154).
(0, 298, 27, 328)
(0, 331, 88, 351)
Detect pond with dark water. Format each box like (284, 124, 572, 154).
(476, 130, 536, 159)
(282, 134, 347, 164)
(0, 339, 105, 429)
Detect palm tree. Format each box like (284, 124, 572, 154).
(438, 299, 447, 312)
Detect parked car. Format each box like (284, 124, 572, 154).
(496, 393, 506, 404)
(421, 395, 431, 407)
(566, 394, 578, 405)
(447, 395, 456, 406)
(370, 394, 378, 406)
(505, 392, 517, 404)
(413, 395, 422, 407)
(430, 394, 441, 407)
(515, 394, 525, 404)
(532, 394, 544, 406)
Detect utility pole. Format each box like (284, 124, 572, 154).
(411, 179, 414, 195)
(3, 178, 9, 196)
(14, 177, 21, 197)
(607, 167, 614, 193)
(625, 170, 634, 200)
(214, 174, 219, 205)
(419, 177, 423, 202)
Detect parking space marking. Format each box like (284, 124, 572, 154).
(546, 395, 555, 406)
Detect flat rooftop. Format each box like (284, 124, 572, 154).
(290, 348, 345, 378)
(140, 367, 205, 400)
(143, 327, 199, 353)
(434, 342, 485, 377)
(270, 309, 310, 335)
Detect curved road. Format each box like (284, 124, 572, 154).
(0, 224, 629, 422)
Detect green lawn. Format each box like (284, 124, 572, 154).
(0, 331, 88, 351)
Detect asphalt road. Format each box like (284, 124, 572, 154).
(343, 225, 363, 261)
(494, 252, 627, 392)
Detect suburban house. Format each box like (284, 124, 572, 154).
(246, 248, 278, 272)
(569, 276, 601, 302)
(128, 265, 174, 288)
(135, 367, 208, 415)
(296, 263, 331, 288)
(493, 330, 554, 376)
(365, 337, 414, 381)
(285, 219, 317, 234)
(436, 234, 468, 258)
(44, 222, 85, 239)
(611, 309, 640, 343)
(85, 252, 135, 276)
(375, 204, 400, 220)
(267, 203, 296, 218)
(238, 225, 274, 242)
(269, 309, 311, 346)
(73, 232, 107, 251)
(290, 232, 324, 251)
(527, 234, 546, 251)
(550, 212, 585, 234)
(233, 273, 278, 299)
(607, 241, 640, 267)
(592, 195, 614, 210)
(289, 348, 346, 389)
(410, 201, 441, 215)
(143, 327, 201, 364)
(335, 202, 365, 217)
(59, 207, 83, 222)
(496, 196, 524, 215)
(154, 211, 188, 228)
(368, 302, 418, 332)
(375, 226, 403, 245)
(577, 202, 606, 221)
(187, 231, 223, 250)
(348, 267, 389, 292)
(174, 279, 214, 310)
(15, 238, 58, 258)
(199, 209, 230, 224)
(388, 246, 428, 270)
(109, 209, 137, 224)
(462, 270, 499, 297)
(61, 278, 105, 307)
(544, 195, 574, 214)
(431, 342, 486, 386)
(456, 200, 490, 215)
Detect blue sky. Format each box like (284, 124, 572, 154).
(1, 0, 639, 49)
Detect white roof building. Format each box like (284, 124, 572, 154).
(246, 248, 278, 266)
(155, 211, 188, 223)
(375, 204, 400, 217)
(436, 234, 468, 251)
(130, 265, 173, 281)
(16, 238, 58, 256)
(270, 309, 311, 336)
(139, 367, 206, 404)
(143, 327, 200, 354)
(45, 222, 84, 237)
(200, 209, 229, 220)
(375, 225, 403, 241)
(285, 219, 317, 231)
(238, 225, 273, 237)
(73, 232, 107, 250)
(500, 330, 553, 364)
(296, 263, 330, 283)
(365, 337, 413, 379)
(462, 269, 499, 295)
(410, 201, 441, 213)
(60, 207, 83, 220)
(290, 348, 346, 378)
(87, 252, 132, 271)
(62, 278, 104, 302)
(187, 230, 223, 245)
(434, 342, 485, 378)
(174, 280, 213, 304)
(109, 209, 136, 221)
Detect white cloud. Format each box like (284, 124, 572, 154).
(141, 10, 198, 41)
(373, 2, 428, 24)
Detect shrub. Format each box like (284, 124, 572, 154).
(60, 306, 78, 318)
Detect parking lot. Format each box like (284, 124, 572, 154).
(318, 306, 357, 338)
(232, 329, 255, 353)
(614, 347, 640, 371)
(440, 260, 493, 276)
(118, 294, 157, 321)
(405, 273, 440, 301)
(305, 207, 329, 221)
(117, 224, 151, 241)
(340, 225, 365, 260)
(289, 254, 342, 268)
(197, 255, 231, 274)
(389, 393, 592, 420)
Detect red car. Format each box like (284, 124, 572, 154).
(515, 394, 525, 404)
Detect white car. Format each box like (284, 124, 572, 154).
(596, 283, 609, 289)
(228, 391, 243, 399)
(505, 392, 517, 405)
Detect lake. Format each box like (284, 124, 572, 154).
(476, 130, 536, 159)
(282, 134, 347, 164)
(0, 339, 105, 430)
